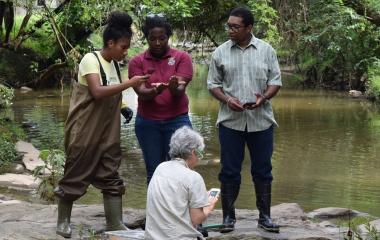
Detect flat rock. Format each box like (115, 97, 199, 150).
(20, 86, 33, 92)
(0, 201, 374, 240)
(307, 207, 358, 219)
(22, 152, 47, 172)
(0, 173, 40, 189)
(16, 140, 50, 173)
(15, 141, 39, 154)
(348, 90, 363, 98)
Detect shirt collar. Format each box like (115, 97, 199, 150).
(172, 158, 190, 168)
(230, 33, 257, 49)
(144, 48, 172, 60)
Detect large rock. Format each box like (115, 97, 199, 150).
(307, 207, 359, 219)
(15, 140, 39, 154)
(0, 194, 21, 205)
(0, 173, 40, 189)
(0, 201, 145, 240)
(0, 201, 374, 240)
(15, 140, 50, 173)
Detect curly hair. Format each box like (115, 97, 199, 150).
(142, 14, 172, 38)
(103, 11, 133, 47)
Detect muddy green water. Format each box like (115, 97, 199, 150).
(8, 67, 380, 217)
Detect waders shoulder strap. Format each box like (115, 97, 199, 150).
(91, 52, 122, 85)
(113, 61, 122, 83)
(91, 52, 108, 86)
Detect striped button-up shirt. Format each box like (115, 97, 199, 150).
(207, 34, 282, 132)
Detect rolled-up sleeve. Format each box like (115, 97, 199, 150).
(128, 56, 143, 79)
(267, 47, 282, 86)
(207, 51, 223, 89)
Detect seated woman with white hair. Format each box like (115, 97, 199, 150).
(145, 126, 219, 240)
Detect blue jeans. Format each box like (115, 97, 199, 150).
(135, 114, 192, 184)
(218, 124, 274, 185)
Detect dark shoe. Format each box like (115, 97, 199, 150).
(258, 217, 280, 233)
(220, 215, 236, 233)
(56, 198, 73, 238)
(219, 183, 240, 233)
(254, 182, 280, 233)
(103, 194, 129, 231)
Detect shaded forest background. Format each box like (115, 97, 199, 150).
(0, 0, 380, 101)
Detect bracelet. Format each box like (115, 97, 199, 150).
(263, 93, 269, 101)
(153, 87, 159, 95)
(226, 97, 232, 106)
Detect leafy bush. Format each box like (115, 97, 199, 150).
(0, 137, 18, 169)
(345, 221, 379, 240)
(0, 84, 14, 109)
(0, 115, 24, 170)
(366, 60, 380, 102)
(33, 149, 65, 202)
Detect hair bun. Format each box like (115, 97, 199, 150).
(107, 11, 132, 29)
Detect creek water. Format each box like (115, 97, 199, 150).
(8, 66, 380, 217)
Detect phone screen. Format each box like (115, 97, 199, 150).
(210, 190, 219, 197)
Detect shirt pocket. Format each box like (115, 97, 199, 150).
(251, 62, 269, 91)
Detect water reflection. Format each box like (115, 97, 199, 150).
(10, 67, 380, 217)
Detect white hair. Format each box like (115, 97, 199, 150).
(169, 126, 205, 159)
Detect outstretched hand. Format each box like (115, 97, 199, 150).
(226, 97, 244, 112)
(243, 93, 267, 110)
(127, 75, 150, 88)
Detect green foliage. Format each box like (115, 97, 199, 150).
(297, 50, 317, 72)
(285, 0, 380, 89)
(0, 137, 18, 169)
(248, 0, 282, 47)
(0, 114, 24, 170)
(10, 15, 57, 59)
(366, 60, 380, 102)
(345, 221, 379, 240)
(33, 149, 65, 202)
(0, 84, 14, 109)
(57, 0, 135, 55)
(141, 0, 202, 18)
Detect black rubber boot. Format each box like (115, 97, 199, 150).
(220, 183, 240, 233)
(103, 194, 129, 231)
(196, 224, 208, 238)
(56, 198, 73, 238)
(254, 183, 280, 233)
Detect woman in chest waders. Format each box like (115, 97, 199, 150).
(54, 12, 148, 238)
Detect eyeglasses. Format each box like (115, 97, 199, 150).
(195, 149, 204, 160)
(224, 23, 244, 32)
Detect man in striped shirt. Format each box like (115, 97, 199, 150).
(207, 6, 282, 234)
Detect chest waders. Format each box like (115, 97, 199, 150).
(55, 52, 128, 238)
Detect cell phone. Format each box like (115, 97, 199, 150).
(243, 102, 256, 108)
(209, 188, 221, 198)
